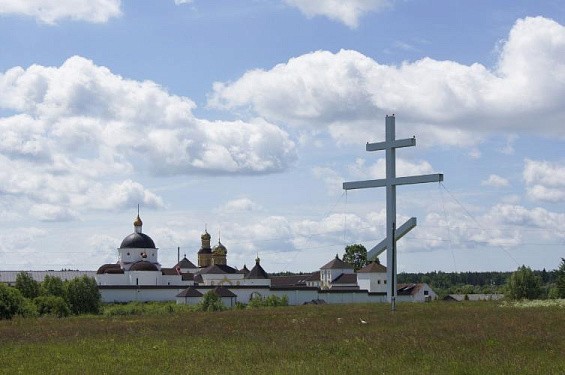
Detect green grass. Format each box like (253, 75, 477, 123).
(0, 301, 563, 374)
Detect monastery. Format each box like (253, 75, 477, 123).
(94, 214, 437, 305)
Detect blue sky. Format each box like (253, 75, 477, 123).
(0, 0, 564, 274)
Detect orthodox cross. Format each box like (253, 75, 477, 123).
(343, 115, 443, 310)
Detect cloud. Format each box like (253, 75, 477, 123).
(482, 174, 509, 188)
(174, 0, 193, 4)
(348, 158, 434, 179)
(29, 204, 78, 222)
(523, 159, 565, 202)
(312, 166, 343, 195)
(219, 198, 262, 213)
(0, 0, 122, 24)
(0, 227, 47, 268)
(209, 17, 565, 146)
(283, 0, 391, 28)
(0, 56, 295, 220)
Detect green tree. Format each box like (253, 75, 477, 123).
(197, 291, 226, 312)
(41, 275, 66, 298)
(343, 244, 368, 271)
(506, 265, 542, 300)
(15, 272, 40, 299)
(0, 284, 24, 320)
(65, 276, 101, 315)
(556, 258, 565, 298)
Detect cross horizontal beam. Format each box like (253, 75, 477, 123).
(366, 137, 415, 152)
(343, 173, 443, 191)
(366, 217, 417, 260)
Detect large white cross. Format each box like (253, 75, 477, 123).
(343, 115, 443, 309)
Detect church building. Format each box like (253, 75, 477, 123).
(95, 214, 436, 305)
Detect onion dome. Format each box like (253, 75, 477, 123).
(201, 230, 211, 241)
(120, 213, 156, 248)
(212, 241, 227, 256)
(120, 232, 156, 249)
(133, 214, 142, 227)
(198, 229, 212, 254)
(129, 260, 159, 271)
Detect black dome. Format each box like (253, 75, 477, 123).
(129, 260, 159, 271)
(120, 232, 156, 249)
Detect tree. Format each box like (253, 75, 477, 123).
(556, 258, 565, 298)
(41, 275, 66, 298)
(65, 276, 101, 315)
(343, 244, 368, 271)
(506, 265, 542, 300)
(0, 284, 24, 320)
(197, 291, 226, 312)
(15, 272, 40, 299)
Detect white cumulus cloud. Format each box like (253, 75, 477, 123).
(0, 56, 296, 220)
(283, 0, 391, 28)
(482, 174, 509, 188)
(523, 159, 565, 202)
(0, 0, 122, 24)
(219, 198, 262, 213)
(209, 17, 565, 147)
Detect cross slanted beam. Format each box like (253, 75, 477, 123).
(342, 115, 443, 309)
(366, 217, 417, 260)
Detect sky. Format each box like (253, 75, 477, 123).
(0, 0, 564, 274)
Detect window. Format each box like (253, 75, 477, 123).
(424, 290, 429, 295)
(384, 280, 387, 284)
(377, 280, 381, 284)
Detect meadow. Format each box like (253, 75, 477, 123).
(0, 301, 563, 374)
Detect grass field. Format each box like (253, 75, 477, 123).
(0, 301, 563, 374)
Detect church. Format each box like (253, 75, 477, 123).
(95, 214, 436, 305)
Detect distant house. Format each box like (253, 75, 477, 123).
(397, 283, 438, 302)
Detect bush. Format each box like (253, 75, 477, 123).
(248, 294, 288, 308)
(196, 291, 226, 312)
(65, 276, 101, 315)
(0, 284, 24, 320)
(18, 298, 39, 318)
(34, 296, 70, 318)
(15, 272, 40, 299)
(41, 275, 66, 298)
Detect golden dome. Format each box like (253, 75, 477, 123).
(212, 241, 227, 256)
(133, 214, 143, 227)
(201, 230, 211, 240)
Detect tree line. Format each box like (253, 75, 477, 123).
(0, 272, 101, 320)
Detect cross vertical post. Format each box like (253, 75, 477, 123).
(343, 115, 443, 308)
(385, 116, 397, 309)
